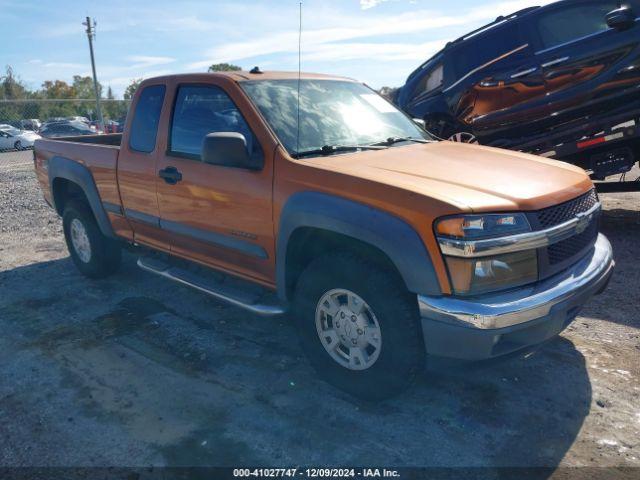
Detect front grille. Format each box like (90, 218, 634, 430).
(547, 222, 598, 265)
(528, 189, 600, 279)
(534, 189, 598, 229)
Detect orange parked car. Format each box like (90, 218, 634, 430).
(34, 71, 614, 399)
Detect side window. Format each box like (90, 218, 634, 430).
(536, 2, 619, 49)
(452, 23, 523, 78)
(416, 63, 444, 96)
(129, 85, 166, 153)
(425, 64, 444, 92)
(169, 85, 262, 166)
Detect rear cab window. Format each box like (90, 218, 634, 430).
(168, 85, 263, 167)
(129, 85, 166, 153)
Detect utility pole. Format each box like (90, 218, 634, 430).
(83, 17, 104, 131)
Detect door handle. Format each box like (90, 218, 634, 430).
(542, 56, 570, 68)
(159, 166, 182, 185)
(510, 67, 537, 79)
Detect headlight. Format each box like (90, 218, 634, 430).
(443, 250, 538, 295)
(436, 213, 531, 239)
(436, 213, 537, 295)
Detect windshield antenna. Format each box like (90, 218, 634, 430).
(296, 1, 302, 156)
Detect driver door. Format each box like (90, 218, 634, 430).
(155, 79, 276, 285)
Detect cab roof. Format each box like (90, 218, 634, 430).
(144, 70, 358, 84)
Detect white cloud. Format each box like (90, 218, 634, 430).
(296, 39, 448, 62)
(20, 56, 177, 97)
(188, 0, 553, 69)
(103, 69, 173, 88)
(152, 16, 220, 32)
(16, 0, 559, 96)
(360, 0, 392, 9)
(42, 62, 87, 69)
(190, 0, 555, 68)
(125, 55, 176, 68)
(97, 58, 177, 90)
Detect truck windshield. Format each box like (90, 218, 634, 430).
(241, 79, 430, 158)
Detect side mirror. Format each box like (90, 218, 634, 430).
(607, 5, 636, 30)
(201, 132, 257, 170)
(413, 118, 426, 129)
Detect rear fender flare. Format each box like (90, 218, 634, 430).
(48, 156, 116, 238)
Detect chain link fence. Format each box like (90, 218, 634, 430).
(0, 99, 130, 164)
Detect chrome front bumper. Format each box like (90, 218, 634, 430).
(418, 234, 614, 359)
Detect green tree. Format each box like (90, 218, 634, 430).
(40, 80, 76, 99)
(1, 65, 29, 99)
(72, 75, 102, 99)
(103, 85, 127, 121)
(207, 63, 242, 72)
(124, 78, 143, 100)
(37, 80, 78, 118)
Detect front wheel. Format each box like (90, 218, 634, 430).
(14, 140, 22, 151)
(292, 252, 425, 400)
(62, 200, 122, 278)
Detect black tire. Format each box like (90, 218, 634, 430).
(292, 251, 425, 400)
(62, 200, 121, 278)
(14, 141, 22, 151)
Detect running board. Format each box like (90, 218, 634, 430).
(137, 256, 286, 317)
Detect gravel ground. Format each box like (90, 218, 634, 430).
(0, 151, 639, 474)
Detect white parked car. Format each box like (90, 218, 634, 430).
(0, 126, 41, 150)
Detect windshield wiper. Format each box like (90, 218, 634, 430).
(371, 136, 431, 146)
(293, 144, 387, 159)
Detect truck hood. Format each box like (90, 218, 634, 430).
(303, 141, 594, 212)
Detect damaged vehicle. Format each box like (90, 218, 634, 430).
(34, 70, 614, 399)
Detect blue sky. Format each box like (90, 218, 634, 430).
(1, 0, 553, 98)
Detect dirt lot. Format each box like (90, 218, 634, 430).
(0, 150, 639, 473)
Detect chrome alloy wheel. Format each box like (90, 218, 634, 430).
(315, 289, 382, 371)
(70, 218, 92, 263)
(448, 132, 479, 144)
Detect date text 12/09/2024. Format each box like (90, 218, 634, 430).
(233, 468, 400, 478)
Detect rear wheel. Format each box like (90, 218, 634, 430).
(62, 200, 121, 278)
(292, 252, 425, 400)
(14, 140, 22, 150)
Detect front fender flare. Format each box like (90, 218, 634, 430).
(276, 191, 441, 301)
(48, 156, 116, 238)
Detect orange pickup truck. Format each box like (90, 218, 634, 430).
(34, 71, 614, 399)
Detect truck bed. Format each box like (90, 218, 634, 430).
(33, 134, 123, 213)
(50, 133, 123, 146)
